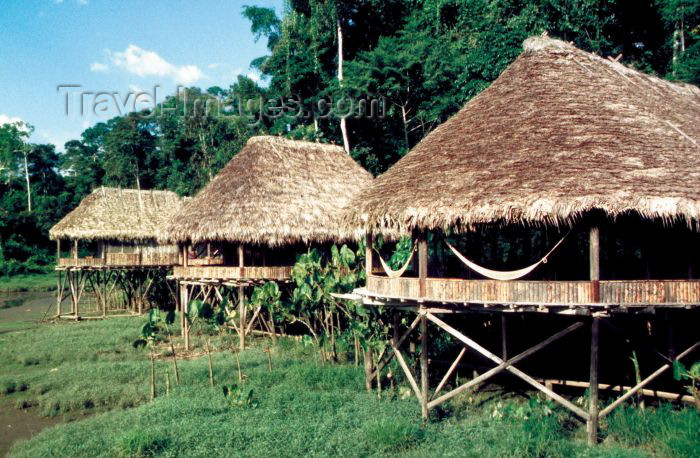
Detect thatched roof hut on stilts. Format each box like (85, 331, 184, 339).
(161, 136, 372, 350)
(343, 36, 700, 444)
(49, 187, 184, 319)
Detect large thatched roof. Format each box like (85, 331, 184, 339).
(49, 187, 184, 241)
(162, 136, 373, 246)
(345, 36, 700, 235)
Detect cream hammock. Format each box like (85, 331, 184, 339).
(375, 242, 417, 278)
(445, 234, 569, 281)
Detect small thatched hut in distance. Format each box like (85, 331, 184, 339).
(49, 187, 184, 319)
(342, 36, 700, 440)
(50, 187, 183, 267)
(162, 135, 372, 349)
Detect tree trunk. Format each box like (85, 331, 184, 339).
(337, 18, 350, 154)
(401, 105, 409, 149)
(23, 151, 31, 212)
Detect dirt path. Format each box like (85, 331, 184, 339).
(0, 401, 62, 457)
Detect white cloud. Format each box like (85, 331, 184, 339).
(90, 62, 109, 72)
(208, 63, 222, 70)
(231, 67, 243, 78)
(109, 44, 205, 85)
(0, 114, 30, 132)
(77, 0, 88, 5)
(0, 114, 24, 126)
(246, 70, 260, 82)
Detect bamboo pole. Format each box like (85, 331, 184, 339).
(365, 233, 373, 279)
(239, 244, 246, 351)
(539, 379, 695, 404)
(170, 343, 180, 384)
(165, 370, 170, 397)
(590, 226, 600, 302)
(150, 352, 156, 401)
(587, 317, 600, 446)
(501, 315, 507, 360)
(206, 339, 214, 387)
(56, 239, 61, 264)
(418, 233, 428, 297)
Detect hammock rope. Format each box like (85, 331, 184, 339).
(445, 233, 569, 281)
(375, 242, 417, 278)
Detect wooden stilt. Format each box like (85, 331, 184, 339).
(501, 314, 507, 360)
(239, 244, 246, 351)
(366, 233, 373, 279)
(184, 284, 190, 351)
(420, 310, 429, 421)
(418, 233, 428, 297)
(587, 317, 600, 446)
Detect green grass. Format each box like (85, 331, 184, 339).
(1, 316, 698, 457)
(0, 273, 57, 292)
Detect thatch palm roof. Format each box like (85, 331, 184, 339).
(345, 36, 700, 235)
(49, 187, 184, 242)
(161, 136, 373, 246)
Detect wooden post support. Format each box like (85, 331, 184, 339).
(418, 232, 428, 298)
(56, 239, 61, 264)
(239, 244, 246, 351)
(55, 271, 62, 318)
(183, 285, 190, 351)
(501, 314, 507, 360)
(420, 310, 429, 421)
(365, 233, 373, 280)
(587, 317, 600, 446)
(73, 239, 79, 262)
(589, 226, 600, 302)
(183, 244, 188, 268)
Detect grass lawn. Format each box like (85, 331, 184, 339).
(1, 316, 698, 457)
(0, 273, 56, 293)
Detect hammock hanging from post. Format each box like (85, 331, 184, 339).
(445, 233, 569, 281)
(375, 243, 417, 278)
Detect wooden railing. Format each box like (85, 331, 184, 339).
(172, 265, 293, 280)
(187, 257, 225, 266)
(57, 252, 179, 268)
(366, 275, 700, 306)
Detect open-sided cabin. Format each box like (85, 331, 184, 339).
(50, 187, 183, 268)
(49, 187, 184, 318)
(343, 36, 700, 443)
(161, 135, 372, 348)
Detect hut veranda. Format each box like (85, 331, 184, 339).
(343, 36, 700, 445)
(49, 187, 184, 318)
(161, 136, 372, 350)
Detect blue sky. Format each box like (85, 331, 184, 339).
(0, 0, 283, 150)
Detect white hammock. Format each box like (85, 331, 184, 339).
(375, 243, 417, 278)
(445, 234, 568, 281)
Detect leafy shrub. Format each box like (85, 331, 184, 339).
(222, 384, 259, 409)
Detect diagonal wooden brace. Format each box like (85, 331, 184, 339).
(426, 313, 589, 419)
(370, 314, 422, 381)
(599, 340, 700, 418)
